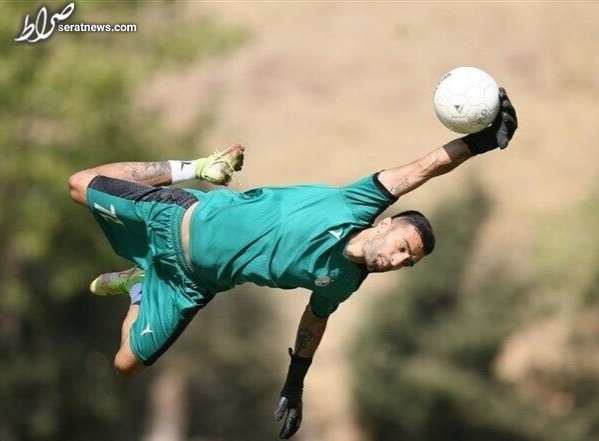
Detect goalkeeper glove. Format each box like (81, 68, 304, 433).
(462, 87, 518, 155)
(274, 348, 312, 439)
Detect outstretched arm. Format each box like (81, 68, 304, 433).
(378, 138, 472, 197)
(274, 305, 328, 439)
(378, 87, 518, 198)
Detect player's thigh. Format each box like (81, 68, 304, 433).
(128, 264, 210, 366)
(86, 176, 159, 267)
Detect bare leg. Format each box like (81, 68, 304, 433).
(68, 161, 173, 206)
(68, 144, 245, 206)
(77, 146, 245, 375)
(114, 304, 147, 378)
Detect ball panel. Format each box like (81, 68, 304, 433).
(433, 67, 500, 134)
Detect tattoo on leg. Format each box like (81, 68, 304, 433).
(130, 162, 171, 182)
(296, 329, 314, 352)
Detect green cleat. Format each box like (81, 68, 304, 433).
(196, 143, 245, 186)
(89, 267, 145, 296)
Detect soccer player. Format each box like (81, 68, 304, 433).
(68, 89, 517, 439)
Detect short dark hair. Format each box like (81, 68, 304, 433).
(391, 210, 435, 255)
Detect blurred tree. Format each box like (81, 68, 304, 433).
(498, 186, 599, 441)
(0, 3, 280, 441)
(140, 287, 282, 441)
(352, 179, 599, 441)
(351, 182, 546, 441)
(171, 288, 283, 441)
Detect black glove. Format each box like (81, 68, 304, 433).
(462, 87, 518, 155)
(274, 348, 312, 439)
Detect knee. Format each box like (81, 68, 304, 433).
(68, 170, 96, 205)
(114, 352, 145, 379)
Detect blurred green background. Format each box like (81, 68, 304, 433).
(1, 2, 599, 441)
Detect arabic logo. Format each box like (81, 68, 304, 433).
(15, 3, 75, 43)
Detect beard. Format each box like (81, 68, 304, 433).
(362, 235, 389, 273)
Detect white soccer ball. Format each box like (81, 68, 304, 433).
(433, 67, 500, 134)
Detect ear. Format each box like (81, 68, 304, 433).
(375, 217, 392, 233)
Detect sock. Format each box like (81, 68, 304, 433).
(169, 160, 198, 183)
(129, 282, 143, 305)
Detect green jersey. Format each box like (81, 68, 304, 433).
(185, 173, 397, 316)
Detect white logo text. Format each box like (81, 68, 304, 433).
(93, 203, 125, 226)
(15, 3, 75, 43)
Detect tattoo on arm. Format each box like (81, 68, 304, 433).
(130, 162, 171, 182)
(295, 329, 314, 353)
(390, 178, 410, 196)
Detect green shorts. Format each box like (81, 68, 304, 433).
(86, 176, 213, 366)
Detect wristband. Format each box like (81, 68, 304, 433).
(462, 130, 496, 156)
(282, 348, 312, 390)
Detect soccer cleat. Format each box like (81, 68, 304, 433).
(195, 143, 245, 186)
(89, 267, 145, 296)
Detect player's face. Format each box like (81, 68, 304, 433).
(363, 222, 425, 273)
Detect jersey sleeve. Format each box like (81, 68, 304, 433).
(340, 173, 398, 223)
(309, 290, 354, 318)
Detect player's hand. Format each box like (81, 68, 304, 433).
(274, 388, 303, 439)
(274, 348, 312, 439)
(462, 87, 518, 155)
